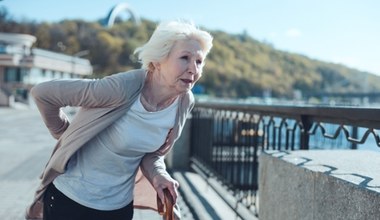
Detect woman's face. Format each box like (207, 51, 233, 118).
(155, 39, 205, 95)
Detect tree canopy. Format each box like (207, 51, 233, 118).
(1, 7, 379, 99)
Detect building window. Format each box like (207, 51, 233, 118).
(20, 68, 29, 83)
(29, 68, 44, 84)
(4, 67, 21, 82)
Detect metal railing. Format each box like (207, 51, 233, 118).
(189, 101, 380, 218)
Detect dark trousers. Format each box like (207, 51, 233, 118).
(43, 183, 134, 220)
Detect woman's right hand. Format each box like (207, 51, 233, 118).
(152, 173, 179, 206)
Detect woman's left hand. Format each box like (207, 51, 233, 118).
(152, 173, 179, 205)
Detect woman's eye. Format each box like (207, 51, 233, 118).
(196, 59, 203, 65)
(181, 55, 189, 60)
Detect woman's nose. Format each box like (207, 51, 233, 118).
(188, 60, 197, 74)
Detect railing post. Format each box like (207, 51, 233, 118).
(300, 115, 312, 150)
(351, 126, 358, 149)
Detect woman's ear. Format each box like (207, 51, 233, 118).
(152, 62, 161, 72)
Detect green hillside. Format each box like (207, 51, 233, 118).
(1, 8, 379, 99)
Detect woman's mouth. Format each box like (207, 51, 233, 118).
(181, 79, 193, 84)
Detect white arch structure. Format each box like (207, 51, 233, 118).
(104, 3, 140, 27)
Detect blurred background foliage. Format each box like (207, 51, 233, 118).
(1, 7, 379, 99)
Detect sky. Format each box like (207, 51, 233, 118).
(1, 0, 379, 75)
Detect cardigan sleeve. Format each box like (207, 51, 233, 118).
(30, 72, 135, 139)
(140, 152, 169, 181)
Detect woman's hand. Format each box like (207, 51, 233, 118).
(152, 173, 179, 205)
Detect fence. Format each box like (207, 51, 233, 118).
(189, 101, 380, 218)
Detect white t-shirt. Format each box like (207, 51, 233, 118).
(54, 94, 178, 210)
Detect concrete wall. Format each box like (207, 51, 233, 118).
(259, 150, 380, 220)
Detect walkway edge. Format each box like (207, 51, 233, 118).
(173, 172, 214, 220)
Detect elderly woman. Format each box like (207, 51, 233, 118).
(26, 21, 213, 220)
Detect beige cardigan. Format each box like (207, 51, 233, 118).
(26, 69, 193, 219)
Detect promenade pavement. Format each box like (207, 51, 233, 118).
(0, 106, 242, 220)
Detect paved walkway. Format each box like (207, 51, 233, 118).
(0, 108, 51, 220)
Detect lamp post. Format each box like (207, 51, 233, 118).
(71, 50, 89, 77)
(74, 50, 90, 58)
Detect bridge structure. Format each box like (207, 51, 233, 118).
(102, 2, 140, 28)
(305, 91, 380, 105)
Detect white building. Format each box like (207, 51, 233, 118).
(0, 32, 93, 106)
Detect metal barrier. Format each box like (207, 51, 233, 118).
(189, 101, 380, 218)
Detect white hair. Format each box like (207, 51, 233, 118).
(134, 20, 213, 70)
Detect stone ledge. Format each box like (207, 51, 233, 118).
(259, 150, 380, 220)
